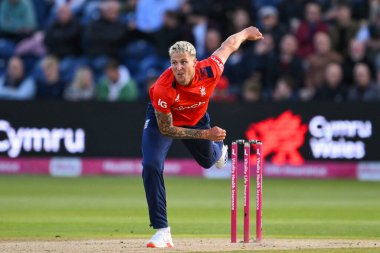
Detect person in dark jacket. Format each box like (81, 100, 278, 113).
(348, 63, 379, 101)
(313, 62, 347, 102)
(0, 56, 35, 100)
(83, 0, 128, 76)
(44, 4, 83, 81)
(83, 0, 127, 59)
(258, 6, 288, 53)
(35, 56, 66, 99)
(295, 2, 328, 59)
(44, 4, 82, 58)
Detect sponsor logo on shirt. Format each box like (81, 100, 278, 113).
(158, 99, 167, 108)
(211, 56, 224, 71)
(175, 94, 180, 102)
(200, 86, 206, 96)
(172, 101, 206, 111)
(199, 86, 206, 97)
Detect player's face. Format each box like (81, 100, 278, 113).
(170, 53, 197, 86)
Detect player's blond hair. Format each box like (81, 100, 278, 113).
(169, 41, 196, 57)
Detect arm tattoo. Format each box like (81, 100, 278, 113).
(155, 110, 207, 139)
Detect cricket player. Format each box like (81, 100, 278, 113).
(142, 26, 263, 248)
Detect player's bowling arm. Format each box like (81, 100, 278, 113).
(212, 26, 264, 64)
(155, 110, 226, 141)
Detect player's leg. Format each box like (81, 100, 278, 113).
(182, 138, 225, 168)
(141, 104, 174, 247)
(181, 112, 228, 169)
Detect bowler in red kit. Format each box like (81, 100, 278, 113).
(142, 26, 263, 248)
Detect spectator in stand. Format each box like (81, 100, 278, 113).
(136, 11, 183, 82)
(51, 0, 86, 16)
(153, 11, 184, 61)
(226, 7, 251, 51)
(185, 9, 212, 60)
(223, 7, 255, 90)
(133, 10, 185, 94)
(210, 1, 251, 29)
(64, 66, 95, 101)
(44, 5, 82, 59)
(81, 0, 103, 24)
(205, 28, 223, 58)
(277, 0, 307, 32)
(296, 2, 328, 59)
(83, 0, 128, 74)
(0, 0, 38, 72)
(44, 5, 83, 81)
(224, 42, 257, 91)
(370, 1, 380, 21)
(241, 75, 262, 102)
(266, 34, 304, 89)
(313, 62, 346, 102)
(243, 33, 276, 94)
(258, 6, 288, 52)
(35, 56, 66, 99)
(227, 7, 251, 44)
(97, 60, 138, 102)
(272, 75, 298, 101)
(120, 0, 138, 28)
(180, 0, 230, 32)
(343, 39, 372, 85)
(252, 0, 283, 12)
(347, 63, 379, 101)
(0, 56, 35, 100)
(359, 9, 380, 69)
(182, 0, 225, 59)
(14, 31, 46, 58)
(305, 32, 342, 89)
(135, 0, 179, 33)
(329, 1, 361, 58)
(0, 0, 37, 42)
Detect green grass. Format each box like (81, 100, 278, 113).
(0, 176, 380, 240)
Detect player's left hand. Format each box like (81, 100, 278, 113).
(207, 126, 226, 141)
(245, 26, 264, 41)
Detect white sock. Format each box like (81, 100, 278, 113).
(157, 226, 170, 233)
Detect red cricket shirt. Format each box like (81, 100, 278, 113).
(149, 55, 224, 126)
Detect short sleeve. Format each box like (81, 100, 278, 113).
(208, 55, 224, 77)
(151, 84, 174, 114)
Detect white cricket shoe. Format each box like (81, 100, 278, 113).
(146, 227, 174, 248)
(215, 144, 228, 169)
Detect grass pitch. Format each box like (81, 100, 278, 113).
(0, 175, 380, 242)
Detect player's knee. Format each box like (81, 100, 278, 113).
(142, 160, 162, 174)
(199, 160, 214, 169)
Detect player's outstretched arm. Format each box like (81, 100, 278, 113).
(212, 26, 264, 64)
(155, 110, 226, 141)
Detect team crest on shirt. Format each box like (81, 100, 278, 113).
(200, 86, 206, 96)
(175, 93, 180, 102)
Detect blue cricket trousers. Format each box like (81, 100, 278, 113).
(141, 103, 222, 229)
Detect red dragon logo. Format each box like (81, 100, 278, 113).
(245, 110, 308, 165)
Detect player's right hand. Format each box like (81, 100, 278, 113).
(207, 126, 226, 141)
(245, 26, 264, 41)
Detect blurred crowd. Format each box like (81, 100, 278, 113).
(1, 0, 380, 102)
